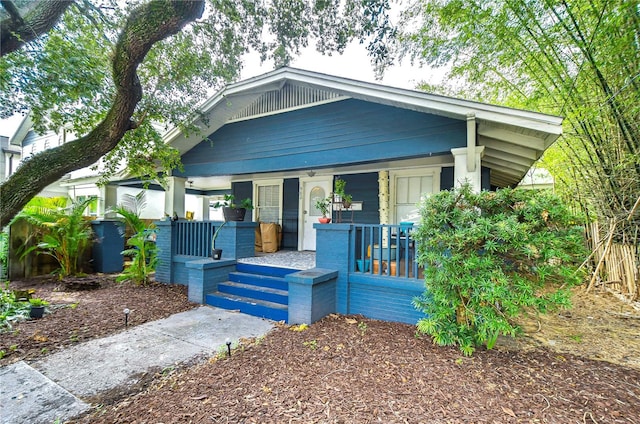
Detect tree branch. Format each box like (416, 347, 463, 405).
(0, 0, 73, 56)
(0, 0, 205, 226)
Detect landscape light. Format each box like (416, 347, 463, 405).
(124, 308, 130, 327)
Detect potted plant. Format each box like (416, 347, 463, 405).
(28, 298, 49, 319)
(334, 177, 352, 208)
(213, 194, 253, 222)
(315, 196, 332, 223)
(211, 222, 226, 260)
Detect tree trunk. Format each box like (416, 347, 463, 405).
(0, 0, 205, 227)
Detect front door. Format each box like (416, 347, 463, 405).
(300, 177, 332, 251)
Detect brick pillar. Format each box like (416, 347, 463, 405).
(155, 220, 174, 283)
(216, 221, 257, 259)
(314, 223, 352, 314)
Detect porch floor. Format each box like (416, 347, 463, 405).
(238, 250, 316, 270)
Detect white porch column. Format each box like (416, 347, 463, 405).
(194, 196, 209, 221)
(164, 176, 186, 219)
(451, 146, 485, 192)
(99, 185, 118, 218)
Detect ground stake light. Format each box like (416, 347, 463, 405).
(124, 308, 130, 327)
(226, 338, 232, 357)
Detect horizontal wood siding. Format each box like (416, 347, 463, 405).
(179, 99, 466, 177)
(333, 173, 379, 224)
(282, 178, 299, 249)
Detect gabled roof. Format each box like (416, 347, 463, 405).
(8, 113, 32, 146)
(165, 67, 562, 187)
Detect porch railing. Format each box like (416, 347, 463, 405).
(351, 224, 422, 279)
(173, 220, 218, 257)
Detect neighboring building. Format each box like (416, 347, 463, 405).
(518, 167, 555, 190)
(5, 115, 170, 218)
(0, 135, 21, 183)
(7, 114, 68, 198)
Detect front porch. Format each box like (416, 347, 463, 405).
(155, 220, 426, 325)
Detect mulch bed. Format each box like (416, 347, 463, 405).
(2, 275, 639, 423)
(0, 274, 196, 366)
(75, 316, 640, 424)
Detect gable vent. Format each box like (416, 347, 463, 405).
(230, 83, 344, 121)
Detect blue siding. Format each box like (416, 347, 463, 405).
(179, 99, 465, 177)
(332, 173, 378, 224)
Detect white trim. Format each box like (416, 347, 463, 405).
(298, 175, 332, 250)
(226, 97, 350, 124)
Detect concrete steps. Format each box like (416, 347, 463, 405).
(205, 263, 297, 322)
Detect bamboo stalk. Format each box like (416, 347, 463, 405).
(587, 220, 616, 293)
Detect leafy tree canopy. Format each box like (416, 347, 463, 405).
(0, 0, 396, 227)
(397, 0, 639, 227)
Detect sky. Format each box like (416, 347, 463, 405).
(0, 36, 443, 139)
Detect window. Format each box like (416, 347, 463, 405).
(392, 168, 440, 223)
(255, 180, 282, 223)
(76, 195, 98, 217)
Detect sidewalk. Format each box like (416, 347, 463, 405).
(0, 306, 274, 424)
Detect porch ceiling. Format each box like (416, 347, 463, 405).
(164, 67, 562, 188)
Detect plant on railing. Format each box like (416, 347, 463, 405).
(110, 192, 157, 285)
(211, 221, 226, 260)
(213, 194, 253, 221)
(16, 197, 94, 278)
(413, 184, 586, 356)
(334, 177, 352, 208)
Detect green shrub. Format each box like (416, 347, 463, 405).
(413, 184, 587, 356)
(16, 197, 94, 278)
(0, 230, 8, 283)
(111, 192, 157, 285)
(0, 283, 30, 332)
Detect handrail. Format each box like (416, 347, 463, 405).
(173, 221, 220, 257)
(351, 224, 421, 279)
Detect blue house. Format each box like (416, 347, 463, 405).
(150, 67, 563, 325)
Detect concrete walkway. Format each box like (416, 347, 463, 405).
(0, 306, 274, 424)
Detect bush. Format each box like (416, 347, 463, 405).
(413, 184, 587, 356)
(16, 197, 94, 278)
(111, 192, 157, 285)
(0, 283, 30, 332)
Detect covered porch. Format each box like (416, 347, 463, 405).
(155, 220, 426, 324)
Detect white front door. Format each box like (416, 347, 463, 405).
(300, 177, 332, 251)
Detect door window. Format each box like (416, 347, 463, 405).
(309, 186, 326, 217)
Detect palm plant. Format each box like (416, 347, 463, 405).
(110, 192, 157, 285)
(16, 197, 94, 278)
